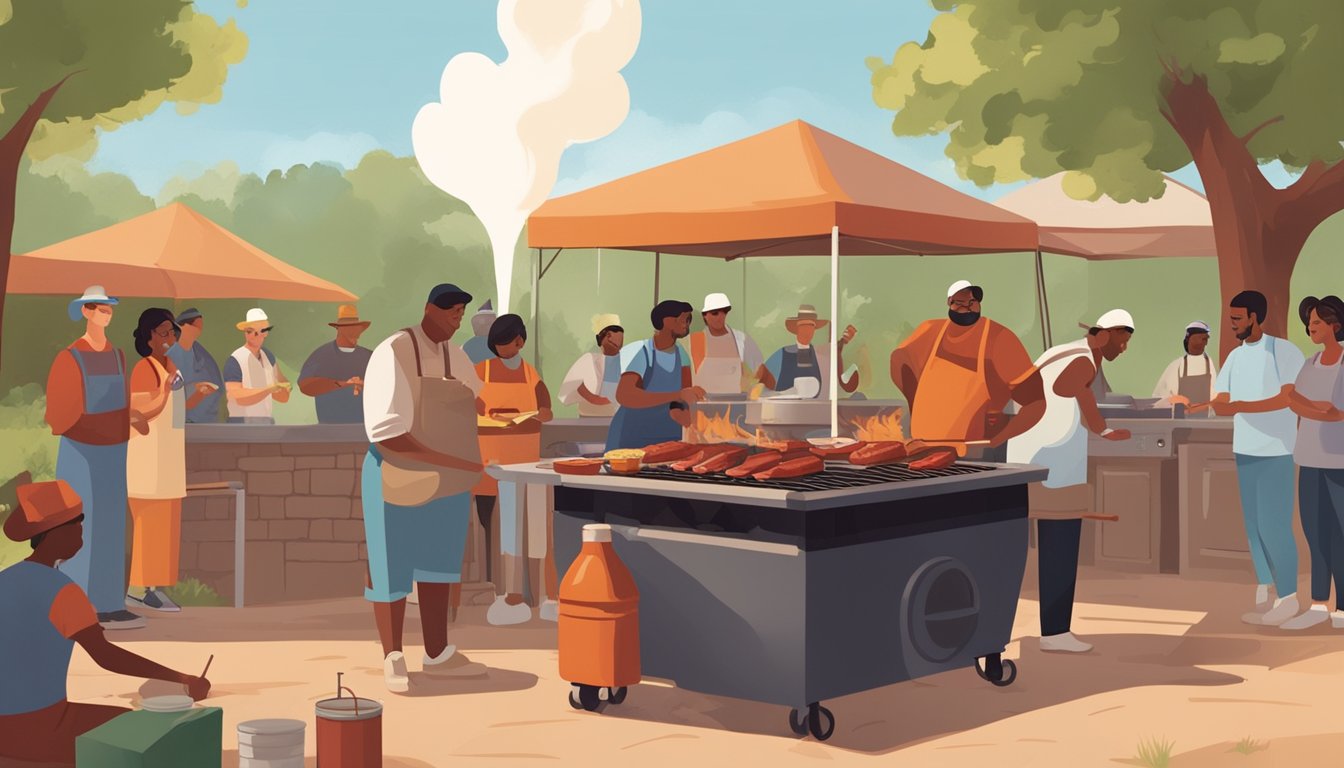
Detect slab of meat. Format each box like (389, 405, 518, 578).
(908, 448, 957, 471)
(642, 441, 698, 464)
(848, 441, 908, 466)
(756, 438, 812, 454)
(810, 441, 867, 461)
(753, 454, 825, 481)
(725, 450, 785, 478)
(692, 446, 751, 474)
(670, 443, 739, 471)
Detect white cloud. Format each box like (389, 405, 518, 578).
(256, 131, 381, 174)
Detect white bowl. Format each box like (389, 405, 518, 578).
(141, 695, 194, 713)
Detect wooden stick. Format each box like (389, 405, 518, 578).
(200, 654, 214, 679)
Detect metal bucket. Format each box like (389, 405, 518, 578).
(237, 718, 305, 767)
(315, 677, 382, 768)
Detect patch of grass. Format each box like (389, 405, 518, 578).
(1231, 736, 1266, 756)
(1135, 736, 1175, 768)
(163, 577, 228, 607)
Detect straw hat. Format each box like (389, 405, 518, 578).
(591, 313, 622, 335)
(236, 308, 271, 331)
(4, 480, 83, 542)
(328, 304, 370, 329)
(785, 304, 829, 333)
(67, 285, 119, 322)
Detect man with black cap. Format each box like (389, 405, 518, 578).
(0, 480, 210, 764)
(360, 282, 488, 692)
(167, 308, 224, 423)
(1152, 321, 1218, 410)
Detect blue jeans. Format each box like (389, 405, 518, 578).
(1235, 454, 1298, 597)
(1299, 467, 1344, 608)
(56, 438, 129, 614)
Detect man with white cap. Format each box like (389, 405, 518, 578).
(558, 314, 625, 418)
(224, 308, 291, 424)
(462, 300, 497, 365)
(1151, 321, 1218, 410)
(1008, 309, 1135, 653)
(688, 293, 764, 396)
(890, 280, 1046, 449)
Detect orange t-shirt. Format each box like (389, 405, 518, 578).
(129, 356, 178, 397)
(898, 319, 1037, 410)
(45, 339, 131, 445)
(48, 583, 98, 639)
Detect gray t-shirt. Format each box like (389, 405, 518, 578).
(1294, 352, 1344, 469)
(299, 342, 373, 424)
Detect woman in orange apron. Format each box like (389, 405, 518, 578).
(474, 314, 554, 626)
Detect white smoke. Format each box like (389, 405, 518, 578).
(412, 0, 642, 315)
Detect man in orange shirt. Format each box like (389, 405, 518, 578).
(0, 480, 210, 764)
(890, 280, 1047, 449)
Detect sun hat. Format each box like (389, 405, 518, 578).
(785, 304, 829, 333)
(328, 304, 370, 329)
(236, 308, 271, 331)
(702, 293, 731, 313)
(4, 480, 83, 542)
(68, 285, 119, 322)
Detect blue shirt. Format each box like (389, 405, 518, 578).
(0, 562, 89, 715)
(1214, 335, 1305, 456)
(298, 342, 372, 424)
(462, 336, 494, 365)
(167, 341, 224, 423)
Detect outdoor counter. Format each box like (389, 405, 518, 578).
(178, 419, 614, 604)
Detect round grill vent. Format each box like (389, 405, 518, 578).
(906, 557, 980, 663)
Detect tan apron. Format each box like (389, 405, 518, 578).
(380, 328, 482, 506)
(1177, 354, 1213, 406)
(127, 357, 186, 500)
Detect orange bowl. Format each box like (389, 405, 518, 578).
(554, 458, 604, 476)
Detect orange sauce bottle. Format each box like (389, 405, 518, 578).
(558, 524, 641, 692)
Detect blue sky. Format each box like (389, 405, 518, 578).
(89, 0, 1232, 200)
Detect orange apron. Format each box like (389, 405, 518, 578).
(475, 358, 542, 496)
(909, 319, 993, 443)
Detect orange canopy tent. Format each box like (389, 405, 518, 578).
(994, 173, 1214, 261)
(9, 202, 356, 302)
(526, 120, 1042, 435)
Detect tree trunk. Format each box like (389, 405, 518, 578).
(0, 76, 76, 374)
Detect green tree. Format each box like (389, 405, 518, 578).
(0, 0, 246, 365)
(868, 1, 1344, 358)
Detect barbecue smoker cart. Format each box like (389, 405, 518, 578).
(490, 460, 1047, 741)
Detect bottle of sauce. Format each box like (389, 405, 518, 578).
(558, 523, 640, 710)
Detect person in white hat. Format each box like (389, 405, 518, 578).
(687, 293, 765, 397)
(889, 280, 1046, 448)
(1151, 321, 1218, 410)
(1007, 309, 1135, 654)
(558, 314, 626, 418)
(223, 308, 290, 424)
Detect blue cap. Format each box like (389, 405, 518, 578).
(428, 283, 473, 309)
(176, 308, 203, 325)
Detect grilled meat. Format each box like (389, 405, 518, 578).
(670, 443, 739, 471)
(848, 441, 909, 466)
(725, 450, 785, 478)
(692, 445, 751, 474)
(810, 441, 868, 460)
(642, 441, 698, 464)
(753, 454, 825, 481)
(908, 448, 957, 471)
(756, 438, 812, 453)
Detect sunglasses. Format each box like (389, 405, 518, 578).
(246, 327, 273, 336)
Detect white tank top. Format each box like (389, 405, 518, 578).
(1007, 339, 1096, 488)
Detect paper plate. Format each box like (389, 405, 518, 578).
(141, 695, 195, 713)
(806, 436, 857, 448)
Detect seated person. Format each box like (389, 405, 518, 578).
(0, 480, 210, 765)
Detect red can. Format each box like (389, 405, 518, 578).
(315, 689, 381, 768)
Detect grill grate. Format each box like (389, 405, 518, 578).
(633, 462, 997, 493)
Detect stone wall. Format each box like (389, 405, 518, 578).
(180, 425, 367, 604)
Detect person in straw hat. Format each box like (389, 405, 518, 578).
(299, 304, 374, 424)
(224, 307, 291, 424)
(558, 313, 626, 418)
(758, 304, 859, 398)
(0, 480, 210, 764)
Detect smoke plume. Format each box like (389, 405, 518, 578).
(413, 0, 641, 314)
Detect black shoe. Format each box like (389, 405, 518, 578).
(98, 610, 147, 630)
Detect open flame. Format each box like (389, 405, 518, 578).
(850, 410, 906, 442)
(686, 410, 755, 444)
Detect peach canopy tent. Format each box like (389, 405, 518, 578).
(995, 173, 1215, 346)
(525, 120, 1042, 436)
(8, 202, 357, 302)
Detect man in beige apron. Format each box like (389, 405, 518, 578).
(361, 283, 489, 692)
(1151, 320, 1217, 411)
(689, 293, 764, 396)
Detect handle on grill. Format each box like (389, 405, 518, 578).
(1082, 514, 1120, 522)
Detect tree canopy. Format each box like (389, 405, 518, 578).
(867, 1, 1344, 202)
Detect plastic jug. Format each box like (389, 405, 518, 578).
(558, 523, 640, 711)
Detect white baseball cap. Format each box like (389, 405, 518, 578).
(1185, 320, 1210, 333)
(1093, 309, 1135, 331)
(702, 292, 731, 313)
(947, 280, 983, 300)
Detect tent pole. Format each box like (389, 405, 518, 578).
(1035, 249, 1054, 348)
(830, 226, 839, 438)
(532, 248, 541, 369)
(1033, 249, 1048, 351)
(653, 252, 661, 305)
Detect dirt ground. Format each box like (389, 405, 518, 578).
(45, 564, 1344, 767)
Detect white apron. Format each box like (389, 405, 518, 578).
(578, 352, 620, 418)
(1008, 340, 1095, 489)
(127, 357, 187, 499)
(694, 329, 749, 395)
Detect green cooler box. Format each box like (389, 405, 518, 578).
(76, 707, 222, 767)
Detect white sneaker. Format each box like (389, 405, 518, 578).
(1332, 610, 1344, 629)
(383, 651, 410, 693)
(487, 596, 532, 626)
(1280, 605, 1330, 630)
(539, 599, 559, 622)
(422, 646, 488, 678)
(1039, 632, 1093, 653)
(1255, 595, 1300, 627)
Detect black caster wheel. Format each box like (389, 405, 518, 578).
(807, 702, 835, 741)
(788, 708, 808, 736)
(607, 686, 628, 705)
(975, 654, 1018, 687)
(569, 684, 602, 711)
